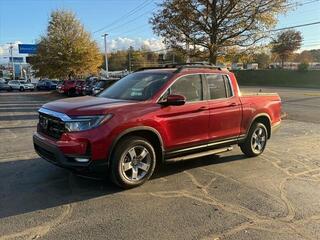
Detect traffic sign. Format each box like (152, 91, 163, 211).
(18, 44, 38, 54)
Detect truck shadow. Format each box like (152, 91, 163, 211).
(0, 154, 245, 219)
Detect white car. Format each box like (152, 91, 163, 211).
(8, 80, 35, 91)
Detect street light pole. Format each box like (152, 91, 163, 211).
(8, 43, 15, 80)
(102, 33, 109, 78)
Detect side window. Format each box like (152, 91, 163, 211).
(224, 76, 233, 98)
(207, 74, 233, 99)
(170, 74, 203, 102)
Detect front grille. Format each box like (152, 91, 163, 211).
(39, 112, 66, 139)
(34, 144, 57, 163)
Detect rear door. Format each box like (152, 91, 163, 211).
(205, 74, 242, 141)
(158, 74, 209, 150)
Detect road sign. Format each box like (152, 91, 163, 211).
(9, 57, 24, 63)
(18, 44, 38, 54)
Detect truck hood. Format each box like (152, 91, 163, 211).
(42, 96, 137, 116)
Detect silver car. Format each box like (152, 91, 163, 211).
(8, 80, 35, 91)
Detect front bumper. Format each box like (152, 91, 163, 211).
(33, 132, 108, 172)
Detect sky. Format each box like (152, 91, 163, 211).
(0, 0, 319, 60)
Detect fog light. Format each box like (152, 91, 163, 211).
(74, 157, 90, 163)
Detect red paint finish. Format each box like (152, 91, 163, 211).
(57, 80, 82, 94)
(34, 69, 281, 164)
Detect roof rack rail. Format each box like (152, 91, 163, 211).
(174, 64, 222, 73)
(134, 63, 229, 73)
(134, 66, 176, 72)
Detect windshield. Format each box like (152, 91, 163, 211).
(98, 72, 172, 101)
(96, 80, 115, 88)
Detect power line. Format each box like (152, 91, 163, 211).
(285, 0, 320, 8)
(106, 7, 156, 33)
(271, 21, 320, 31)
(93, 0, 154, 34)
(104, 0, 320, 38)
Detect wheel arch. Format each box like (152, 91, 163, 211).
(108, 126, 165, 165)
(249, 113, 271, 139)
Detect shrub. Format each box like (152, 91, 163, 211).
(298, 62, 309, 72)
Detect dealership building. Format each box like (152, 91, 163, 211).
(0, 44, 37, 80)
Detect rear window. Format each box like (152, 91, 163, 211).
(207, 74, 233, 99)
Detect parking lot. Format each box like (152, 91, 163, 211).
(0, 87, 320, 240)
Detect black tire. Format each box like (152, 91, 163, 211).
(67, 88, 75, 97)
(19, 87, 24, 92)
(240, 122, 268, 157)
(110, 136, 156, 189)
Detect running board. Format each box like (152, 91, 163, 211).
(165, 146, 233, 163)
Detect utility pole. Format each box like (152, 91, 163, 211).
(186, 41, 190, 63)
(128, 46, 132, 72)
(8, 43, 15, 80)
(102, 33, 109, 78)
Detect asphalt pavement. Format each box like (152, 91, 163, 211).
(0, 89, 319, 240)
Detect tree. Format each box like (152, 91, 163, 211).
(294, 51, 314, 63)
(150, 0, 289, 64)
(298, 62, 309, 72)
(107, 51, 128, 71)
(309, 49, 320, 62)
(254, 52, 271, 69)
(271, 30, 302, 68)
(31, 10, 102, 79)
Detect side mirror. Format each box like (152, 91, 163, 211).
(161, 94, 186, 106)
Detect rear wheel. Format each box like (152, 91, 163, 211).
(67, 88, 75, 97)
(240, 122, 268, 157)
(110, 136, 156, 188)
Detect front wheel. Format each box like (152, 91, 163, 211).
(110, 136, 156, 188)
(240, 122, 268, 157)
(19, 87, 25, 92)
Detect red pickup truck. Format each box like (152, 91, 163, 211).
(33, 65, 281, 188)
(57, 79, 83, 96)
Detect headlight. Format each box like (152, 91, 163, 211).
(65, 114, 113, 132)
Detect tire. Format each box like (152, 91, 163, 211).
(19, 87, 24, 92)
(67, 89, 75, 97)
(110, 136, 157, 189)
(240, 122, 268, 157)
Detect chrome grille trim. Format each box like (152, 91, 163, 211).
(38, 107, 71, 121)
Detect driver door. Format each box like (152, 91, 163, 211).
(157, 74, 209, 151)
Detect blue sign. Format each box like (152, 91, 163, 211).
(18, 44, 38, 54)
(9, 57, 24, 63)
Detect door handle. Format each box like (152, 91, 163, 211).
(198, 106, 208, 111)
(228, 103, 237, 107)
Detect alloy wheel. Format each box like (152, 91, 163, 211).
(251, 127, 267, 154)
(120, 145, 151, 181)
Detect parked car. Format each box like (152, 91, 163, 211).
(8, 80, 35, 91)
(0, 82, 12, 91)
(75, 80, 85, 95)
(57, 79, 83, 96)
(36, 80, 58, 91)
(92, 78, 119, 95)
(0, 78, 7, 84)
(33, 64, 282, 188)
(82, 77, 99, 95)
